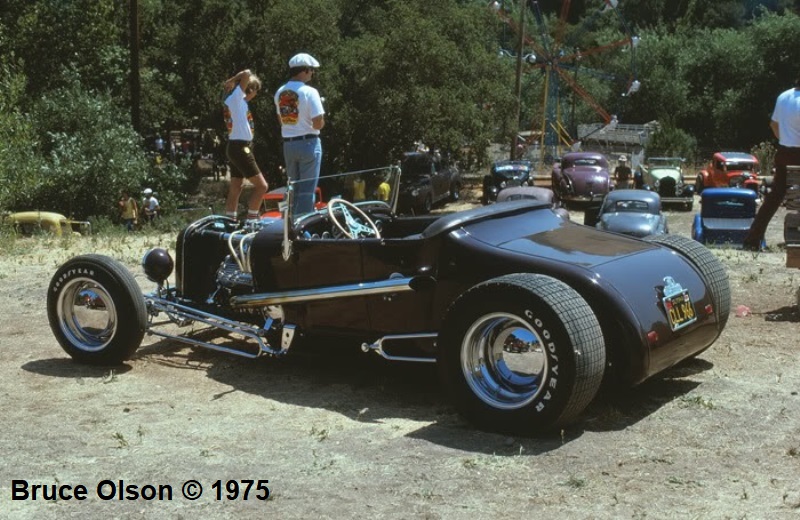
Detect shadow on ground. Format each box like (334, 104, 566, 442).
(28, 331, 711, 455)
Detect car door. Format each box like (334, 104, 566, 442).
(359, 237, 438, 333)
(431, 158, 448, 202)
(288, 238, 371, 331)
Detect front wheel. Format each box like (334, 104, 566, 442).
(695, 175, 704, 194)
(47, 255, 147, 365)
(438, 274, 606, 434)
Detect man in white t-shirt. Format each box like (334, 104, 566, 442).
(744, 75, 800, 251)
(142, 188, 160, 223)
(223, 68, 269, 224)
(274, 53, 325, 216)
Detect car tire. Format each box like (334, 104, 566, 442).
(450, 182, 461, 202)
(421, 194, 433, 214)
(47, 254, 147, 365)
(438, 273, 606, 434)
(685, 199, 694, 211)
(695, 175, 704, 195)
(643, 234, 730, 331)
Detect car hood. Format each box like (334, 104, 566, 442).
(598, 213, 662, 237)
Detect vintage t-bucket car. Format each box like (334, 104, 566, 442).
(48, 167, 730, 434)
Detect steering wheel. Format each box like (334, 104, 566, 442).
(327, 198, 381, 239)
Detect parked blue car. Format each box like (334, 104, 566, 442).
(692, 188, 762, 247)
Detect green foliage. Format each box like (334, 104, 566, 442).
(24, 72, 149, 219)
(751, 140, 777, 176)
(4, 0, 800, 225)
(645, 123, 698, 159)
(0, 53, 44, 213)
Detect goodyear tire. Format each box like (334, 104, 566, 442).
(47, 255, 147, 365)
(438, 273, 605, 434)
(644, 234, 731, 331)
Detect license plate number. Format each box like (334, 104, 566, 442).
(663, 289, 697, 331)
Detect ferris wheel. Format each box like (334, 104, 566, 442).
(494, 0, 639, 162)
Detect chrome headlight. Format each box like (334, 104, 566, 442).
(500, 181, 507, 189)
(411, 188, 420, 196)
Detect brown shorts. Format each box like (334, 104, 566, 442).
(226, 140, 261, 179)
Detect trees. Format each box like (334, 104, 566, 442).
(2, 0, 800, 220)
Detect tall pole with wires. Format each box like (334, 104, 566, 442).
(129, 0, 141, 133)
(510, 1, 526, 160)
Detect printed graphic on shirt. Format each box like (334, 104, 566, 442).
(223, 105, 254, 136)
(278, 90, 300, 126)
(224, 105, 232, 135)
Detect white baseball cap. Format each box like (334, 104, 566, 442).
(143, 188, 153, 195)
(288, 53, 320, 68)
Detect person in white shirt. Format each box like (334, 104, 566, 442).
(744, 74, 800, 251)
(142, 188, 160, 223)
(274, 53, 325, 216)
(223, 69, 269, 224)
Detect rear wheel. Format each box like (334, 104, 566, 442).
(47, 255, 147, 365)
(438, 273, 605, 434)
(644, 234, 730, 331)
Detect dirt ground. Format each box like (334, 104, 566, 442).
(1, 193, 799, 519)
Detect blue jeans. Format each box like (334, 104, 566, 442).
(283, 137, 322, 217)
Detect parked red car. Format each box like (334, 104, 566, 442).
(260, 187, 324, 219)
(695, 152, 760, 194)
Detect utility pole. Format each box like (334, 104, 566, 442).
(510, 1, 526, 160)
(129, 0, 141, 133)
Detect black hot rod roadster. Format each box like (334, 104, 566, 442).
(48, 166, 730, 434)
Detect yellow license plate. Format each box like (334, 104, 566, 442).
(663, 289, 697, 331)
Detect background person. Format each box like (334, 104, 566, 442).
(274, 53, 325, 216)
(743, 75, 800, 251)
(142, 188, 160, 223)
(223, 68, 269, 224)
(118, 189, 138, 231)
(614, 155, 632, 189)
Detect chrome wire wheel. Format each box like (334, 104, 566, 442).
(56, 277, 118, 352)
(460, 312, 546, 410)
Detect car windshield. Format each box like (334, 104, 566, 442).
(564, 158, 602, 168)
(401, 155, 435, 178)
(605, 199, 652, 213)
(724, 161, 756, 172)
(703, 197, 756, 218)
(647, 158, 684, 169)
(494, 162, 531, 179)
(286, 166, 400, 222)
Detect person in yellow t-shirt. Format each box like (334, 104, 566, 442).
(118, 189, 138, 232)
(352, 176, 366, 201)
(376, 179, 391, 202)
